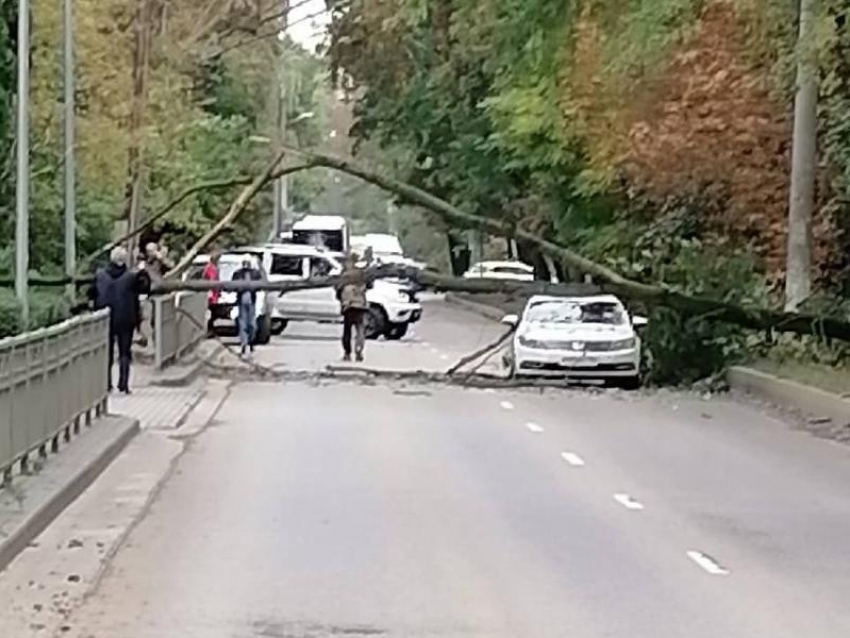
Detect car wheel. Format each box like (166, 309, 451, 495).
(271, 319, 287, 336)
(365, 305, 388, 340)
(254, 315, 272, 345)
(385, 323, 408, 340)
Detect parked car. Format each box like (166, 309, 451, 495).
(239, 244, 422, 340)
(186, 253, 276, 344)
(501, 294, 647, 388)
(463, 260, 535, 282)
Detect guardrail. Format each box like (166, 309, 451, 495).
(0, 311, 109, 485)
(152, 292, 206, 369)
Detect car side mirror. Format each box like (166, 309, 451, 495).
(501, 314, 519, 327)
(632, 315, 648, 328)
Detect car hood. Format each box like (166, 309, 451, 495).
(519, 322, 634, 342)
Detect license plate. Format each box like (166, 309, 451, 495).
(563, 356, 597, 367)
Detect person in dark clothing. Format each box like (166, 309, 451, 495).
(91, 246, 144, 394)
(335, 252, 372, 362)
(231, 256, 264, 355)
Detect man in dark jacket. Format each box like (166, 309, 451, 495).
(231, 255, 264, 355)
(92, 246, 144, 393)
(335, 252, 372, 362)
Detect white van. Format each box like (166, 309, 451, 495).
(291, 215, 349, 257)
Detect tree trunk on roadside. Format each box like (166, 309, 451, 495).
(124, 0, 157, 257)
(784, 0, 819, 311)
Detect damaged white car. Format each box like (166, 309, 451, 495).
(502, 295, 647, 388)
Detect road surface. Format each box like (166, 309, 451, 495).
(3, 297, 850, 637)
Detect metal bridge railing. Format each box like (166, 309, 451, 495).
(152, 292, 206, 369)
(0, 310, 109, 485)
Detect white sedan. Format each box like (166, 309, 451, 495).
(502, 294, 647, 388)
(463, 260, 535, 282)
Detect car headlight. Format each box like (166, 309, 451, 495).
(518, 336, 546, 349)
(611, 337, 636, 350)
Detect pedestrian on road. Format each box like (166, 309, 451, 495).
(232, 255, 263, 356)
(91, 246, 144, 394)
(203, 252, 221, 334)
(335, 252, 372, 362)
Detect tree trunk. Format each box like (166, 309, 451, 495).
(784, 0, 819, 311)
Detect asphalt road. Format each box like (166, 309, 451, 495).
(11, 298, 850, 637)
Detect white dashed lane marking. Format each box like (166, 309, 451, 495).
(525, 422, 544, 433)
(687, 550, 729, 575)
(613, 493, 645, 510)
(499, 401, 515, 411)
(561, 452, 585, 466)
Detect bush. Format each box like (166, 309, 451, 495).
(0, 289, 72, 340)
(638, 241, 767, 385)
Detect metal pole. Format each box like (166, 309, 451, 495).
(273, 86, 287, 238)
(15, 0, 30, 325)
(64, 0, 76, 299)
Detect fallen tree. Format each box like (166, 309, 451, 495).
(18, 147, 850, 343)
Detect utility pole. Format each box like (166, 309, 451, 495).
(15, 0, 30, 324)
(64, 0, 76, 298)
(272, 0, 289, 239)
(784, 0, 818, 311)
(272, 83, 287, 238)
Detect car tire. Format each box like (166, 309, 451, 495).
(384, 323, 408, 340)
(254, 315, 272, 345)
(271, 319, 288, 336)
(365, 305, 387, 340)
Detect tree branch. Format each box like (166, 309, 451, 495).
(80, 163, 313, 270)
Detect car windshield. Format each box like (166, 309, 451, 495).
(525, 300, 627, 325)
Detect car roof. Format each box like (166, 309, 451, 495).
(292, 215, 347, 231)
(526, 294, 624, 306)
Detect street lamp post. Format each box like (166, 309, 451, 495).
(272, 110, 313, 238)
(16, 0, 31, 324)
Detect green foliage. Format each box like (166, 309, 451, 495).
(0, 289, 71, 339)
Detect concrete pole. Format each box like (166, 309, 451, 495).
(64, 0, 77, 298)
(272, 85, 284, 238)
(784, 0, 818, 311)
(15, 0, 30, 325)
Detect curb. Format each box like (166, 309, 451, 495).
(0, 416, 140, 573)
(445, 293, 505, 322)
(147, 342, 223, 388)
(728, 366, 850, 425)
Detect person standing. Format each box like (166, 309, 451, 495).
(91, 246, 144, 393)
(202, 252, 220, 334)
(232, 255, 263, 356)
(335, 252, 372, 362)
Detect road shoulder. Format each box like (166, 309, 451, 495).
(0, 415, 139, 573)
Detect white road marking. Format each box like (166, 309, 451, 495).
(499, 401, 515, 411)
(613, 493, 645, 510)
(686, 550, 729, 575)
(561, 452, 585, 466)
(525, 422, 544, 433)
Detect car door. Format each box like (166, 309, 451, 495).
(296, 256, 341, 320)
(268, 253, 309, 319)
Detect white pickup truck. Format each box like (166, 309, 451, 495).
(237, 244, 423, 340)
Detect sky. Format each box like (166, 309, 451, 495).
(287, 0, 331, 52)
